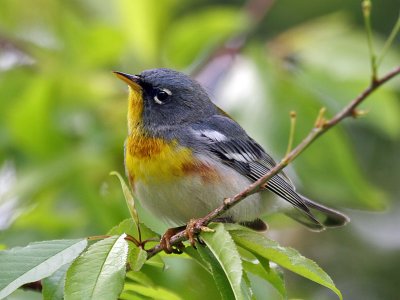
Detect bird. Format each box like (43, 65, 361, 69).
(114, 68, 349, 252)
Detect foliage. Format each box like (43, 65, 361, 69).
(0, 239, 87, 299)
(0, 218, 343, 300)
(0, 0, 399, 299)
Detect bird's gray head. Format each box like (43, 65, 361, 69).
(114, 68, 216, 133)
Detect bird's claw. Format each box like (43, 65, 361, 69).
(185, 219, 214, 248)
(160, 226, 185, 254)
(160, 219, 213, 254)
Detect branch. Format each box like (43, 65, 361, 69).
(146, 65, 400, 259)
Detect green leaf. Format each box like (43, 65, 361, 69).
(230, 229, 342, 300)
(108, 218, 159, 242)
(197, 246, 235, 300)
(64, 235, 128, 300)
(108, 218, 137, 236)
(0, 239, 87, 299)
(42, 263, 71, 300)
(110, 171, 140, 227)
(237, 237, 286, 297)
(128, 246, 147, 272)
(144, 255, 165, 269)
(183, 246, 212, 273)
(121, 283, 182, 300)
(108, 218, 165, 269)
(242, 271, 256, 300)
(126, 271, 155, 287)
(201, 223, 246, 300)
(242, 260, 286, 298)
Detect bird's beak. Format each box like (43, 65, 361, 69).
(113, 71, 142, 92)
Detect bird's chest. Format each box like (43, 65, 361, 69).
(124, 133, 194, 185)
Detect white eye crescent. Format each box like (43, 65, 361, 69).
(154, 88, 172, 104)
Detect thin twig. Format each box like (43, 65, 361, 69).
(146, 65, 400, 259)
(377, 11, 400, 67)
(285, 111, 297, 157)
(362, 0, 378, 81)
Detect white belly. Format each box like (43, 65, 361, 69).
(134, 156, 276, 226)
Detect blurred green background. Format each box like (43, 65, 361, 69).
(0, 0, 399, 299)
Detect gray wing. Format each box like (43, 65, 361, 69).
(187, 114, 320, 226)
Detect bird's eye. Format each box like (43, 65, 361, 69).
(154, 88, 172, 105)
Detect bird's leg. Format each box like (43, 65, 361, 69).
(160, 226, 186, 254)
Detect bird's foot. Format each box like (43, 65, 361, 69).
(160, 226, 186, 254)
(160, 219, 214, 254)
(185, 218, 214, 249)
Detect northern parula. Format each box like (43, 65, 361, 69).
(114, 68, 349, 240)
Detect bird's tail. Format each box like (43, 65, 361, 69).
(285, 195, 350, 231)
